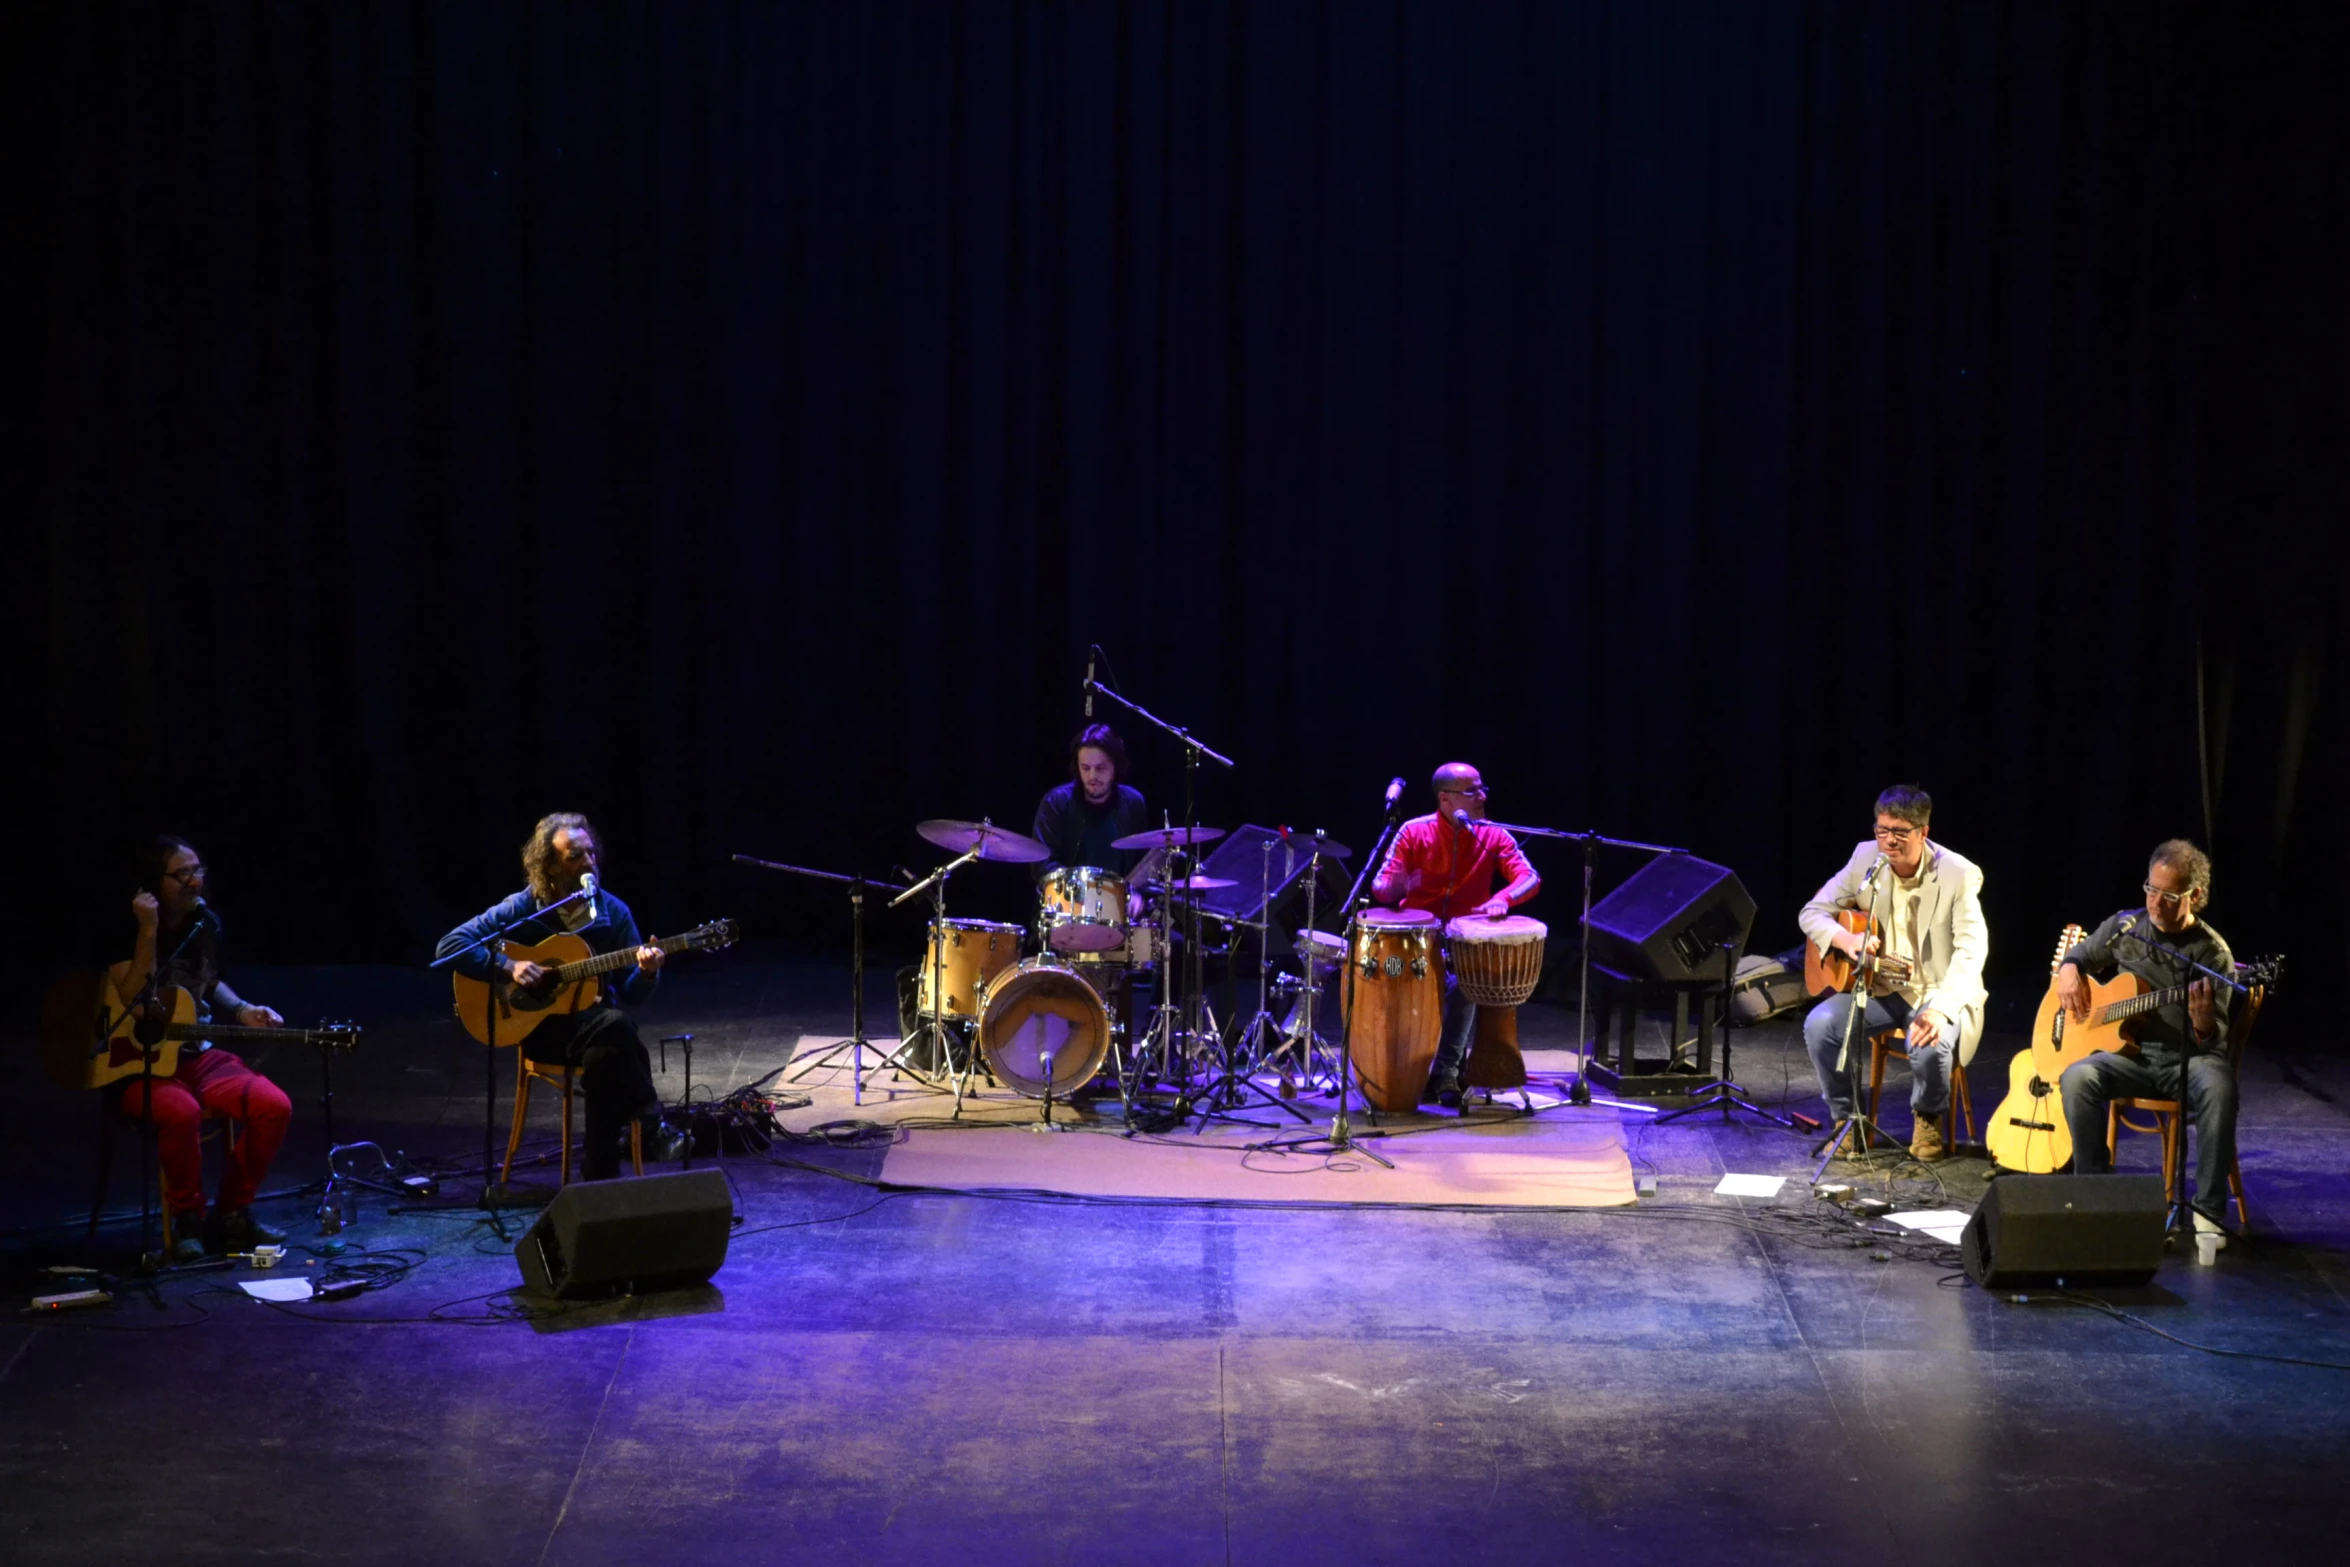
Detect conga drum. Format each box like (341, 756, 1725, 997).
(1343, 908, 1444, 1111)
(1446, 915, 1547, 1090)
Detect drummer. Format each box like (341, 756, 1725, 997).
(1371, 762, 1541, 1109)
(1032, 723, 1151, 887)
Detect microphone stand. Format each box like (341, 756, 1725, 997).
(732, 854, 886, 1104)
(1476, 820, 1682, 1114)
(1084, 674, 1234, 1124)
(1809, 863, 1902, 1180)
(1251, 791, 1407, 1169)
(430, 884, 592, 1208)
(2107, 921, 2258, 1253)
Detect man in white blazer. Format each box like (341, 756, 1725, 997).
(1797, 785, 1988, 1161)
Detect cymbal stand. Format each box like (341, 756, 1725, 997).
(890, 841, 987, 1118)
(733, 854, 895, 1104)
(1084, 671, 1235, 1125)
(1188, 839, 1310, 1127)
(1253, 794, 1409, 1168)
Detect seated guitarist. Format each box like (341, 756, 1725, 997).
(436, 813, 683, 1179)
(1798, 786, 1988, 1162)
(108, 836, 294, 1263)
(2056, 839, 2237, 1242)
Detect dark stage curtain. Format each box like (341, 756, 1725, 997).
(21, 2, 2344, 1020)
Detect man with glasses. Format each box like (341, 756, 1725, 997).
(1371, 762, 1541, 1109)
(2054, 840, 2237, 1242)
(1798, 785, 1988, 1161)
(109, 836, 295, 1262)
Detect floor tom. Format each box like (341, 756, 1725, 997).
(916, 918, 1025, 1019)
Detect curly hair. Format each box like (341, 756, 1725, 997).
(522, 812, 600, 904)
(2149, 838, 2213, 907)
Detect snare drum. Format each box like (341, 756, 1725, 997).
(1039, 866, 1129, 954)
(916, 918, 1025, 1019)
(1343, 908, 1445, 1112)
(979, 960, 1112, 1097)
(1443, 915, 1548, 1007)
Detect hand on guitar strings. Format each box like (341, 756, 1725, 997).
(635, 944, 666, 976)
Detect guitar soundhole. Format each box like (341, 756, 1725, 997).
(508, 986, 555, 1015)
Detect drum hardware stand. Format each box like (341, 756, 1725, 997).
(1253, 793, 1409, 1168)
(890, 839, 990, 1118)
(1278, 836, 1345, 1095)
(1655, 940, 1800, 1129)
(733, 854, 905, 1105)
(1478, 819, 1688, 1115)
(1190, 838, 1311, 1127)
(1084, 667, 1235, 1127)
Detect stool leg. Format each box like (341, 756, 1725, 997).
(1952, 1062, 1976, 1143)
(2228, 1159, 2250, 1228)
(558, 1068, 575, 1186)
(2161, 1112, 2180, 1207)
(629, 1121, 644, 1177)
(503, 1060, 532, 1185)
(1865, 1040, 1889, 1152)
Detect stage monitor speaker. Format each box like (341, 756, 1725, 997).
(1959, 1174, 2167, 1289)
(514, 1168, 733, 1300)
(1582, 854, 1755, 983)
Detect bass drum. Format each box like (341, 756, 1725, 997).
(979, 960, 1112, 1098)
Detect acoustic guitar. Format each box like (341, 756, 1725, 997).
(450, 918, 739, 1046)
(1802, 908, 1916, 999)
(1984, 925, 2087, 1173)
(39, 974, 360, 1091)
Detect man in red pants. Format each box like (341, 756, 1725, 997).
(109, 836, 293, 1263)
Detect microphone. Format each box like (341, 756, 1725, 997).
(192, 896, 215, 928)
(1860, 852, 1889, 888)
(1384, 777, 1405, 809)
(580, 872, 600, 923)
(1452, 810, 1479, 834)
(1084, 648, 1096, 720)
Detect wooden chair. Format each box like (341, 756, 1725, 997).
(1862, 1028, 1975, 1151)
(503, 1052, 642, 1186)
(2104, 975, 2264, 1227)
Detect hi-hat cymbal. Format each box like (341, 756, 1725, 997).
(916, 819, 1051, 864)
(1141, 874, 1238, 893)
(1111, 824, 1227, 851)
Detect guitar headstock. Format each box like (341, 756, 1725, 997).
(678, 918, 740, 954)
(2237, 954, 2286, 995)
(2050, 923, 2088, 975)
(308, 1022, 363, 1049)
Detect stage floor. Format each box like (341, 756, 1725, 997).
(3, 955, 2347, 1565)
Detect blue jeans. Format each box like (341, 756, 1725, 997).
(2060, 1050, 2239, 1224)
(1802, 992, 1951, 1124)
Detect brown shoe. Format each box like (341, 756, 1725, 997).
(1909, 1111, 1948, 1163)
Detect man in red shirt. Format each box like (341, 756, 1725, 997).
(1371, 762, 1541, 1107)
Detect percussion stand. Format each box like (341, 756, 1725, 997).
(1479, 820, 1689, 1115)
(1189, 838, 1309, 1127)
(1082, 676, 1235, 1123)
(890, 843, 988, 1118)
(1253, 794, 1409, 1168)
(1285, 836, 1344, 1092)
(732, 854, 896, 1105)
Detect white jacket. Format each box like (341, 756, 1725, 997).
(1798, 839, 1989, 1064)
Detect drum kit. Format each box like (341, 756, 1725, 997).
(886, 813, 1553, 1131)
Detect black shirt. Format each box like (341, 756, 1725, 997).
(2062, 908, 2235, 1063)
(1031, 782, 1149, 881)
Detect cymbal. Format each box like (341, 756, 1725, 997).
(915, 819, 1051, 864)
(1141, 874, 1238, 893)
(1111, 824, 1227, 851)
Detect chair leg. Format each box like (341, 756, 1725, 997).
(2228, 1158, 2250, 1228)
(2105, 1102, 2121, 1163)
(1864, 1041, 1889, 1151)
(557, 1067, 575, 1186)
(2159, 1111, 2181, 1205)
(1951, 1062, 1976, 1143)
(628, 1120, 644, 1178)
(502, 1058, 532, 1185)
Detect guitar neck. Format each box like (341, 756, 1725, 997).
(2096, 981, 2194, 1025)
(551, 935, 688, 986)
(162, 1023, 326, 1046)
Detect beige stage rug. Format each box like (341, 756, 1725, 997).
(780, 1037, 1635, 1208)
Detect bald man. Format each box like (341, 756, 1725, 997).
(1371, 763, 1541, 1108)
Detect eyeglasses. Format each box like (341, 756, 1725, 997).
(164, 865, 208, 883)
(1439, 785, 1488, 798)
(1872, 825, 1919, 844)
(2142, 882, 2196, 909)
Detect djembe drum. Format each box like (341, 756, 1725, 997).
(1444, 915, 1548, 1090)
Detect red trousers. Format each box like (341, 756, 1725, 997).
(117, 1049, 292, 1219)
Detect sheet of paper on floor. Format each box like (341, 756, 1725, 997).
(1714, 1173, 1786, 1198)
(1885, 1209, 1972, 1245)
